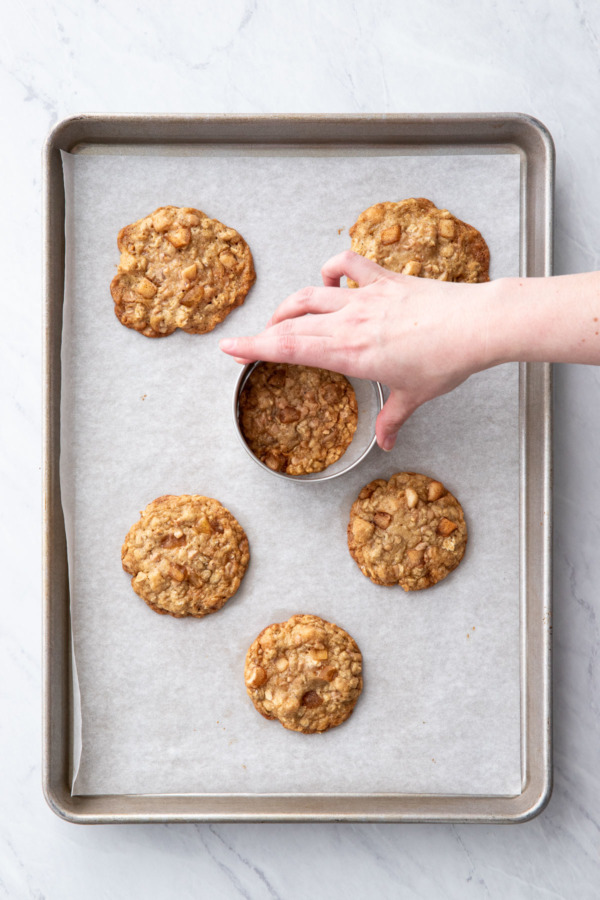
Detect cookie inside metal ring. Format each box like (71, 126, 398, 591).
(238, 362, 358, 475)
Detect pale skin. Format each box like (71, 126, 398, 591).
(219, 251, 600, 450)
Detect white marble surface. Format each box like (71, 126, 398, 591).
(2, 0, 600, 896)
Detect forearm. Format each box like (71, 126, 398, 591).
(478, 272, 600, 368)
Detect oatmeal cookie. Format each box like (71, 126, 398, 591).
(348, 472, 467, 590)
(121, 494, 249, 617)
(348, 197, 490, 285)
(245, 614, 363, 733)
(111, 205, 255, 337)
(238, 362, 358, 475)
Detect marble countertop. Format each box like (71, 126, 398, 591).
(3, 0, 600, 896)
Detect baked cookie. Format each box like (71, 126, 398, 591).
(348, 472, 467, 590)
(111, 205, 255, 337)
(121, 494, 249, 617)
(238, 362, 358, 475)
(348, 198, 490, 285)
(245, 614, 363, 733)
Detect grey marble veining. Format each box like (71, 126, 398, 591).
(2, 0, 600, 896)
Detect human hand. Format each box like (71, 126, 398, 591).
(220, 251, 497, 450)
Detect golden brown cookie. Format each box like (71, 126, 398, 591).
(245, 614, 363, 733)
(348, 472, 467, 590)
(121, 494, 250, 617)
(238, 362, 358, 475)
(348, 198, 490, 285)
(111, 206, 255, 337)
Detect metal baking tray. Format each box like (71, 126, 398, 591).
(43, 113, 553, 824)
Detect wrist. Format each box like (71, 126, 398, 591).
(450, 271, 600, 373)
(468, 277, 534, 369)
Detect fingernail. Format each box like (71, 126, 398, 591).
(381, 435, 395, 452)
(219, 339, 236, 351)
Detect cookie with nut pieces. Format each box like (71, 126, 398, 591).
(238, 362, 358, 475)
(111, 205, 256, 337)
(348, 197, 490, 285)
(245, 614, 363, 734)
(121, 494, 249, 617)
(348, 472, 467, 590)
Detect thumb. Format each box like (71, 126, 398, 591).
(375, 390, 414, 451)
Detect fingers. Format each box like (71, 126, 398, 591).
(221, 251, 386, 369)
(375, 390, 415, 451)
(268, 285, 349, 327)
(220, 332, 345, 371)
(220, 304, 344, 363)
(321, 250, 388, 288)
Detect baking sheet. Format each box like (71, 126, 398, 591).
(61, 148, 522, 796)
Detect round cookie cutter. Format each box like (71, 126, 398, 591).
(233, 362, 384, 483)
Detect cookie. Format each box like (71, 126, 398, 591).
(348, 472, 467, 590)
(121, 494, 249, 617)
(111, 206, 255, 337)
(245, 614, 363, 733)
(348, 197, 490, 285)
(238, 362, 358, 475)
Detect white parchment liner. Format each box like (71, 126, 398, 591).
(61, 148, 522, 796)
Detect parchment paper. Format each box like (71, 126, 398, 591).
(61, 147, 522, 796)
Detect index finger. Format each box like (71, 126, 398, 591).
(220, 332, 347, 372)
